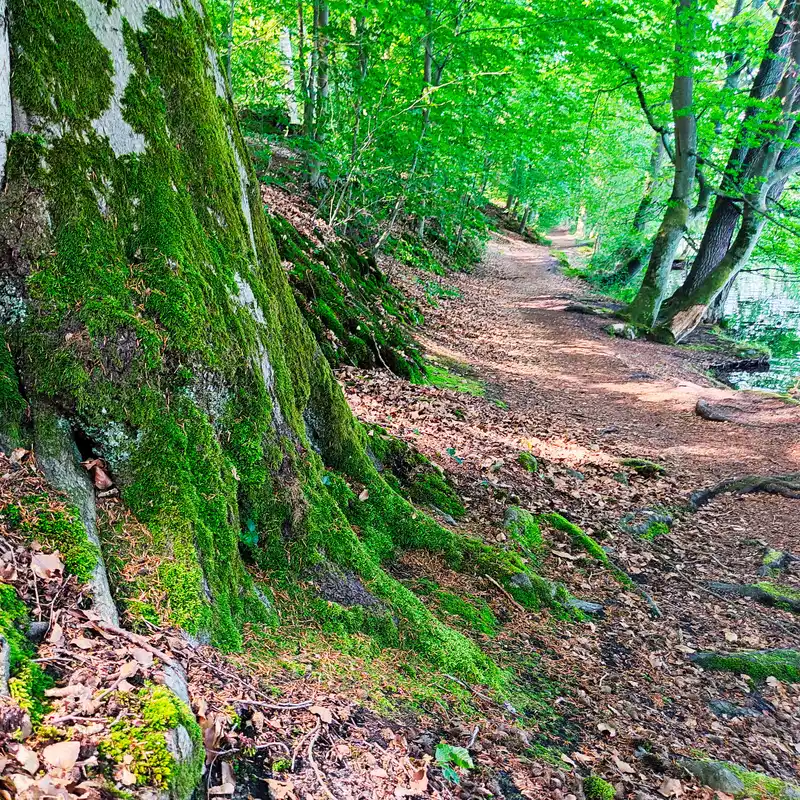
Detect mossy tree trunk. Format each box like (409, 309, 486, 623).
(0, 0, 520, 686)
(625, 0, 698, 328)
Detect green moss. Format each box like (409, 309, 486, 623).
(421, 363, 485, 396)
(640, 520, 670, 541)
(8, 0, 114, 123)
(3, 495, 99, 583)
(726, 762, 798, 799)
(435, 590, 497, 636)
(270, 215, 424, 381)
(0, 333, 27, 447)
(0, 583, 53, 725)
(754, 582, 800, 603)
(583, 775, 615, 800)
(365, 425, 465, 519)
(518, 451, 538, 473)
(101, 685, 203, 799)
(763, 549, 785, 572)
(542, 513, 633, 587)
(620, 458, 666, 477)
(692, 649, 800, 683)
(504, 506, 545, 568)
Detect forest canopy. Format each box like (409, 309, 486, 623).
(212, 0, 800, 348)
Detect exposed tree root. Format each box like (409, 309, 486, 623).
(707, 582, 800, 613)
(690, 473, 800, 508)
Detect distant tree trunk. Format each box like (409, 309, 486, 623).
(309, 0, 329, 189)
(626, 0, 698, 327)
(519, 205, 531, 235)
(225, 0, 236, 89)
(658, 28, 800, 341)
(300, 0, 316, 137)
(279, 28, 300, 126)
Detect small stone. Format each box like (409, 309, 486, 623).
(567, 598, 604, 617)
(26, 621, 50, 644)
(510, 573, 533, 590)
(679, 759, 745, 795)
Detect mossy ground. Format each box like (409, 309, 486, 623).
(269, 215, 425, 381)
(2, 494, 99, 583)
(100, 684, 203, 798)
(0, 583, 53, 725)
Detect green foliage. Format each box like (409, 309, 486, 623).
(583, 775, 616, 800)
(435, 742, 474, 784)
(101, 685, 203, 798)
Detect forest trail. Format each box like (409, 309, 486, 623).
(425, 226, 800, 485)
(346, 223, 800, 794)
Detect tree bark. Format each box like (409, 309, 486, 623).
(626, 0, 698, 327)
(670, 0, 799, 302)
(658, 28, 800, 340)
(308, 0, 329, 189)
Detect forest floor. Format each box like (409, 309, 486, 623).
(6, 224, 800, 800)
(337, 225, 800, 799)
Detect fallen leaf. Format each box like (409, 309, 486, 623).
(266, 779, 295, 800)
(658, 777, 683, 797)
(209, 783, 235, 796)
(358, 489, 369, 502)
(131, 648, 154, 668)
(724, 630, 738, 643)
(47, 623, 64, 645)
(118, 661, 139, 680)
(118, 767, 137, 786)
(597, 722, 616, 737)
(31, 552, 64, 580)
(310, 705, 333, 724)
(612, 754, 635, 775)
(15, 744, 39, 774)
(71, 636, 95, 650)
(371, 768, 389, 779)
(43, 741, 81, 770)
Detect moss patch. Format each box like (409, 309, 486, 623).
(583, 775, 615, 800)
(100, 684, 203, 798)
(620, 458, 666, 477)
(269, 215, 424, 381)
(690, 649, 800, 683)
(518, 451, 538, 473)
(0, 583, 53, 725)
(542, 513, 633, 587)
(2, 494, 99, 583)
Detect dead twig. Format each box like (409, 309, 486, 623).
(483, 574, 526, 613)
(309, 719, 339, 800)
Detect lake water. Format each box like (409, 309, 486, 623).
(720, 268, 800, 393)
(667, 266, 800, 393)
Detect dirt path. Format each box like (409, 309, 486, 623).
(425, 228, 800, 484)
(345, 226, 800, 797)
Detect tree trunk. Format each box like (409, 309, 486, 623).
(658, 22, 800, 340)
(657, 209, 767, 340)
(631, 136, 666, 233)
(278, 27, 301, 126)
(703, 274, 735, 324)
(626, 0, 698, 327)
(225, 0, 236, 90)
(308, 0, 329, 188)
(519, 205, 531, 235)
(0, 0, 497, 733)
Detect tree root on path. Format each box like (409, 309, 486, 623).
(689, 648, 800, 682)
(707, 582, 800, 613)
(690, 473, 800, 508)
